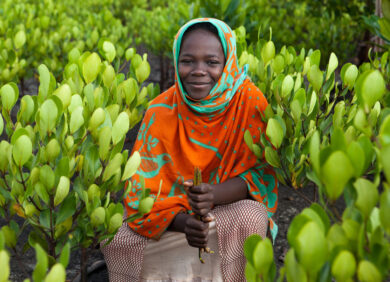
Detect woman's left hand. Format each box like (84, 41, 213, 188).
(184, 180, 214, 220)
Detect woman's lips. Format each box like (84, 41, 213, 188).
(187, 82, 211, 89)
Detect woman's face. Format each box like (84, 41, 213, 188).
(178, 29, 225, 100)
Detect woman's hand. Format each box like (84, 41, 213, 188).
(184, 180, 214, 218)
(184, 216, 209, 248)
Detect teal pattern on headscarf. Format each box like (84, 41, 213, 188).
(173, 18, 248, 115)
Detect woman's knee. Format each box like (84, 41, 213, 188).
(234, 200, 268, 237)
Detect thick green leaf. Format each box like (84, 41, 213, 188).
(380, 187, 390, 232)
(59, 243, 70, 269)
(56, 194, 76, 225)
(285, 249, 308, 282)
(0, 84, 17, 111)
(321, 151, 354, 201)
(347, 142, 365, 177)
(33, 244, 48, 282)
(244, 234, 262, 267)
(0, 250, 10, 282)
(281, 75, 294, 98)
(121, 151, 141, 181)
(12, 135, 32, 166)
(265, 146, 280, 168)
(44, 263, 65, 282)
(112, 112, 129, 145)
(266, 118, 284, 148)
(353, 178, 379, 218)
(326, 52, 338, 81)
(307, 65, 323, 92)
(295, 221, 328, 274)
(309, 50, 321, 67)
(379, 115, 390, 147)
(359, 70, 386, 108)
(309, 131, 320, 174)
(331, 250, 356, 281)
(244, 129, 254, 149)
(253, 238, 274, 275)
(82, 52, 101, 83)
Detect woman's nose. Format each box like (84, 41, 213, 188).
(191, 63, 207, 75)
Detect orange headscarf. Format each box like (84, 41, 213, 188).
(125, 18, 278, 240)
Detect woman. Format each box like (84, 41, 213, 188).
(102, 18, 278, 281)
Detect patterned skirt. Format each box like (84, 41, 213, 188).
(101, 200, 268, 282)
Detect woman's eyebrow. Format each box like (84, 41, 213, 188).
(179, 53, 222, 58)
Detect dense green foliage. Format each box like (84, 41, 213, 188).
(0, 0, 388, 281)
(0, 0, 131, 83)
(239, 26, 390, 281)
(0, 45, 159, 281)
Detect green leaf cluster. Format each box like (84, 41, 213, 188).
(239, 26, 390, 281)
(0, 46, 158, 280)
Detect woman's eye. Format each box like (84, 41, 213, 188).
(207, 61, 219, 65)
(180, 59, 192, 64)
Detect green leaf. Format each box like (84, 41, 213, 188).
(295, 221, 328, 275)
(99, 126, 112, 160)
(309, 50, 321, 67)
(265, 146, 280, 168)
(82, 52, 101, 84)
(308, 90, 317, 116)
(357, 261, 382, 282)
(112, 112, 129, 145)
(33, 244, 48, 282)
(70, 106, 84, 134)
(330, 127, 347, 152)
(285, 249, 307, 282)
(0, 84, 17, 111)
(290, 100, 302, 122)
(38, 64, 51, 101)
(253, 238, 274, 275)
(307, 65, 323, 92)
(244, 129, 254, 149)
(321, 151, 354, 201)
(331, 250, 356, 281)
(326, 52, 338, 81)
(266, 118, 284, 148)
(383, 0, 390, 20)
(281, 75, 294, 98)
(379, 115, 390, 147)
(40, 99, 58, 133)
(103, 153, 123, 181)
(379, 18, 390, 41)
(121, 151, 141, 181)
(44, 263, 65, 282)
(353, 178, 379, 218)
(347, 142, 365, 177)
(358, 70, 386, 109)
(0, 114, 3, 136)
(0, 250, 10, 282)
(12, 135, 32, 166)
(380, 187, 390, 232)
(343, 64, 358, 89)
(287, 214, 311, 248)
(59, 243, 70, 269)
(244, 234, 262, 266)
(309, 131, 320, 174)
(102, 41, 116, 63)
(56, 194, 76, 225)
(245, 262, 259, 282)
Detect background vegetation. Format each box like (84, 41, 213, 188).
(1, 0, 389, 281)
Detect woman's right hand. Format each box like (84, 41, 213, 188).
(184, 215, 209, 249)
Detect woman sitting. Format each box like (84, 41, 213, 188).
(102, 18, 278, 282)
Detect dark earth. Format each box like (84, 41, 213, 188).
(3, 46, 318, 281)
